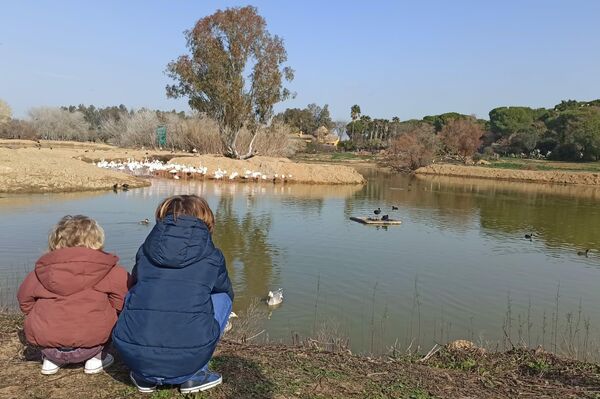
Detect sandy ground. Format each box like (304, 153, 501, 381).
(0, 140, 364, 193)
(0, 147, 148, 194)
(169, 155, 366, 185)
(416, 164, 600, 186)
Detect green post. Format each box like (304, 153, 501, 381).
(156, 126, 167, 148)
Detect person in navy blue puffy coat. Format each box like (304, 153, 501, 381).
(113, 195, 233, 394)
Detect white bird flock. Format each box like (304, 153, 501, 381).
(97, 159, 293, 183)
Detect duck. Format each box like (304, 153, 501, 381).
(577, 249, 590, 257)
(524, 233, 534, 240)
(381, 214, 389, 221)
(112, 183, 119, 192)
(224, 311, 238, 333)
(139, 218, 150, 225)
(267, 288, 283, 306)
(374, 208, 381, 216)
(392, 206, 399, 210)
(122, 183, 130, 190)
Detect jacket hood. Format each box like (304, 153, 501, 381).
(143, 215, 214, 268)
(35, 247, 119, 296)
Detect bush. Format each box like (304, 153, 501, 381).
(0, 119, 38, 140)
(252, 122, 298, 157)
(29, 107, 90, 141)
(439, 118, 484, 160)
(550, 143, 582, 161)
(337, 140, 356, 152)
(387, 123, 437, 171)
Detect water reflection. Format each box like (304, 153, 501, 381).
(213, 195, 279, 310)
(353, 169, 600, 253)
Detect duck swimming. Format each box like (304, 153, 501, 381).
(374, 208, 381, 216)
(392, 206, 398, 210)
(267, 288, 283, 306)
(139, 218, 150, 225)
(577, 249, 590, 257)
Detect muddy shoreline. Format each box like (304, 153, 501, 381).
(416, 164, 600, 186)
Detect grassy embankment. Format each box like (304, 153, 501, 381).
(2, 313, 600, 399)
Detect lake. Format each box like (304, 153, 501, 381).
(2, 168, 600, 358)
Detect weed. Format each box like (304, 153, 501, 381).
(525, 359, 551, 375)
(408, 388, 437, 399)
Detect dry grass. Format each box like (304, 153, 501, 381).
(2, 313, 600, 399)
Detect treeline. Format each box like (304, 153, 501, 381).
(343, 100, 600, 166)
(0, 102, 297, 157)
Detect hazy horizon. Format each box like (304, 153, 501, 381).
(1, 0, 599, 121)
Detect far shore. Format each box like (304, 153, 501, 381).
(0, 140, 364, 194)
(416, 163, 600, 186)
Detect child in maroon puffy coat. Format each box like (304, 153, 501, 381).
(17, 215, 128, 375)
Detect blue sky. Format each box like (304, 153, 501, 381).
(1, 1, 599, 120)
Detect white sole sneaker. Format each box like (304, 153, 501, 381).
(84, 354, 114, 374)
(180, 376, 222, 394)
(41, 358, 60, 375)
(129, 372, 157, 393)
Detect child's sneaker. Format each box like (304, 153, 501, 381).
(84, 353, 114, 374)
(41, 357, 60, 375)
(129, 372, 157, 393)
(179, 370, 222, 394)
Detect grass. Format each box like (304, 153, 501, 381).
(2, 313, 600, 399)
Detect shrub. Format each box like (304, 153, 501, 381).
(439, 118, 484, 160)
(337, 140, 356, 152)
(0, 119, 38, 140)
(28, 107, 90, 141)
(252, 122, 298, 157)
(387, 123, 437, 171)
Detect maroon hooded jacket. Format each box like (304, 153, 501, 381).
(17, 247, 128, 348)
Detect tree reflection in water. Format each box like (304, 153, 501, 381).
(212, 195, 279, 311)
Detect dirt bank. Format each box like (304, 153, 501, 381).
(0, 147, 148, 194)
(0, 140, 364, 192)
(169, 155, 366, 185)
(416, 164, 600, 186)
(1, 313, 599, 399)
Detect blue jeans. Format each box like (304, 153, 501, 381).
(139, 293, 232, 385)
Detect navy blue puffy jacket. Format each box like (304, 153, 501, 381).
(112, 215, 233, 379)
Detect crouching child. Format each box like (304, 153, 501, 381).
(112, 195, 234, 394)
(17, 215, 129, 375)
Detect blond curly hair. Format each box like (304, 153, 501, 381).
(48, 215, 105, 251)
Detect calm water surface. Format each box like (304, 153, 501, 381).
(2, 169, 600, 355)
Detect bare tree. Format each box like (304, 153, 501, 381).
(0, 99, 11, 126)
(29, 107, 89, 141)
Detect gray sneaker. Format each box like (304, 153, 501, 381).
(129, 371, 157, 393)
(180, 370, 223, 394)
